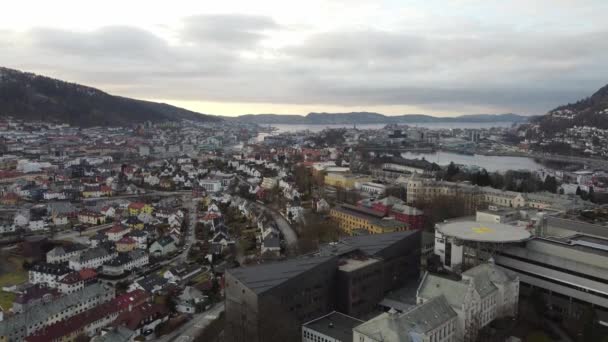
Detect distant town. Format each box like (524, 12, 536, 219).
(0, 110, 606, 342)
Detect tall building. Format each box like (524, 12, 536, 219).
(224, 231, 421, 342)
(225, 256, 339, 342)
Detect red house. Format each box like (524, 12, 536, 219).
(390, 203, 425, 230)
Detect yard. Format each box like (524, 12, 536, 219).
(0, 254, 28, 310)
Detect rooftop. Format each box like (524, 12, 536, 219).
(303, 311, 363, 342)
(437, 220, 531, 243)
(227, 256, 336, 294)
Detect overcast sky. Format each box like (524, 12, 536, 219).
(1, 0, 607, 116)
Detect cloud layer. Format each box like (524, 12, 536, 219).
(1, 3, 607, 115)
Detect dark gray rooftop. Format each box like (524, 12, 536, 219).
(303, 311, 363, 342)
(227, 256, 335, 294)
(316, 230, 419, 257)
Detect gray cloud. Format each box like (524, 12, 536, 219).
(1, 14, 607, 115)
(180, 14, 279, 49)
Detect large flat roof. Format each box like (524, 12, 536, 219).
(437, 220, 530, 243)
(303, 311, 363, 341)
(227, 256, 335, 295)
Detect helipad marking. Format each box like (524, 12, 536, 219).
(472, 226, 494, 234)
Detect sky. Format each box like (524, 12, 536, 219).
(1, 0, 607, 117)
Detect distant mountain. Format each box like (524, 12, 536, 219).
(0, 67, 220, 126)
(234, 112, 529, 125)
(535, 84, 608, 134)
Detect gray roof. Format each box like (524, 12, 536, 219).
(47, 202, 78, 215)
(354, 296, 457, 342)
(263, 233, 281, 248)
(47, 243, 87, 257)
(92, 326, 135, 342)
(316, 230, 419, 257)
(303, 311, 363, 342)
(417, 273, 469, 309)
(77, 247, 111, 262)
(546, 216, 608, 239)
(463, 262, 517, 285)
(0, 283, 112, 337)
(227, 256, 336, 294)
(462, 267, 497, 298)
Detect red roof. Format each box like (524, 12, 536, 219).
(113, 302, 168, 330)
(2, 192, 20, 201)
(203, 212, 220, 221)
(25, 301, 118, 342)
(107, 224, 128, 234)
(117, 237, 136, 245)
(25, 290, 148, 342)
(128, 202, 146, 210)
(59, 272, 82, 285)
(100, 185, 112, 192)
(78, 268, 97, 280)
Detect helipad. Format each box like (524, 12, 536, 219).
(437, 221, 531, 243)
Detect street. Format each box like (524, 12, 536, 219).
(157, 303, 225, 342)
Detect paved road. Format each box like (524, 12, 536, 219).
(232, 176, 298, 249)
(256, 202, 297, 246)
(157, 303, 225, 342)
(53, 222, 113, 243)
(177, 194, 199, 263)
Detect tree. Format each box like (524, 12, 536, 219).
(445, 162, 460, 181)
(543, 176, 558, 193)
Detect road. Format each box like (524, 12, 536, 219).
(177, 194, 199, 263)
(53, 222, 113, 243)
(157, 303, 225, 342)
(233, 176, 298, 250)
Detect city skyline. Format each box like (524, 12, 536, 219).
(1, 0, 607, 116)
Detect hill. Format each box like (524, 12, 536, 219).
(234, 112, 529, 125)
(535, 83, 608, 134)
(0, 67, 220, 126)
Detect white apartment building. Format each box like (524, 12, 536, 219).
(416, 262, 519, 342)
(354, 296, 458, 342)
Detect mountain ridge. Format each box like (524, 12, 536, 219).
(0, 67, 221, 127)
(233, 112, 530, 125)
(535, 83, 608, 134)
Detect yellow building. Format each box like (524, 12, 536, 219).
(128, 202, 153, 216)
(330, 204, 407, 235)
(324, 173, 371, 190)
(77, 211, 106, 225)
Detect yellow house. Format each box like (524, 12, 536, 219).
(128, 202, 153, 216)
(77, 211, 107, 225)
(324, 173, 371, 190)
(330, 204, 407, 235)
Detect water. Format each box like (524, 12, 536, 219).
(401, 151, 546, 173)
(255, 122, 541, 172)
(268, 122, 517, 133)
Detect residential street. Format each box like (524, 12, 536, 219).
(157, 303, 225, 342)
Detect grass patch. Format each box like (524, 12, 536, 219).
(526, 331, 552, 342)
(0, 255, 27, 287)
(0, 291, 16, 310)
(191, 272, 210, 284)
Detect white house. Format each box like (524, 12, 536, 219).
(69, 247, 117, 271)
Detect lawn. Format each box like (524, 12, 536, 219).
(526, 331, 552, 342)
(0, 255, 28, 311)
(0, 255, 28, 287)
(191, 271, 210, 284)
(0, 291, 16, 310)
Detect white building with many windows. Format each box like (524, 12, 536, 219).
(416, 262, 519, 342)
(353, 296, 457, 342)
